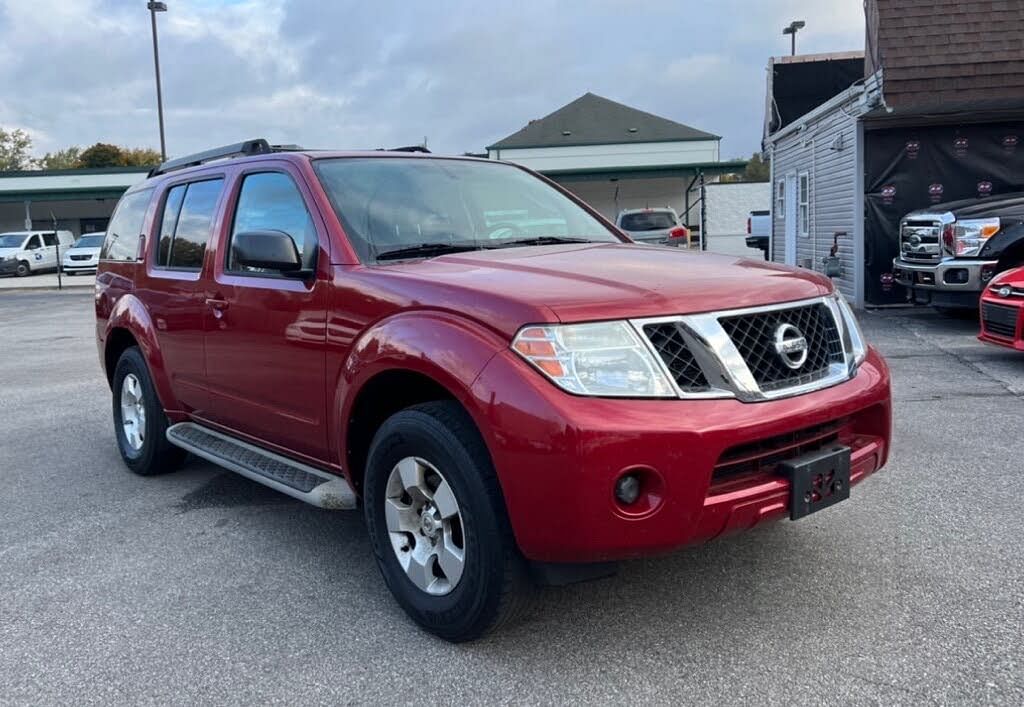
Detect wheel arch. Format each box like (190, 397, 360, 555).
(102, 294, 178, 413)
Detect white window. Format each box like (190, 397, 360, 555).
(776, 179, 785, 217)
(798, 172, 810, 237)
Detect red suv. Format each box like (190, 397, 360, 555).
(95, 140, 891, 641)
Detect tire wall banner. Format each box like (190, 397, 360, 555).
(863, 121, 1024, 305)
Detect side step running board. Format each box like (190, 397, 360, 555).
(166, 422, 356, 510)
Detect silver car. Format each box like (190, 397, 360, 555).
(616, 208, 690, 247)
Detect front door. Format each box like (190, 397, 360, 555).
(784, 173, 798, 266)
(202, 166, 331, 462)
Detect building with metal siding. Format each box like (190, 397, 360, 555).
(766, 77, 882, 305)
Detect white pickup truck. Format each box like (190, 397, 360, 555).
(745, 210, 770, 258)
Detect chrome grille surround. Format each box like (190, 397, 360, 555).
(898, 212, 955, 263)
(632, 296, 853, 403)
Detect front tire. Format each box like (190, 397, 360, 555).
(112, 346, 186, 475)
(15, 261, 29, 277)
(364, 401, 526, 642)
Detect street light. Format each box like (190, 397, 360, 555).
(783, 20, 805, 56)
(147, 1, 168, 161)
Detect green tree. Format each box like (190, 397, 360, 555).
(77, 142, 125, 168)
(0, 127, 33, 170)
(35, 146, 83, 170)
(121, 147, 162, 167)
(743, 152, 770, 182)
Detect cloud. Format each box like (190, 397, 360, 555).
(0, 0, 864, 160)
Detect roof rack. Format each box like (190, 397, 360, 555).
(148, 139, 302, 177)
(380, 145, 431, 153)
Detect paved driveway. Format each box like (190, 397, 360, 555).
(1, 292, 1022, 705)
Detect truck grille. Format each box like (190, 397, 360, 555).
(982, 302, 1020, 339)
(643, 323, 710, 392)
(900, 219, 943, 262)
(719, 303, 844, 393)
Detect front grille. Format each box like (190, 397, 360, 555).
(982, 302, 1020, 339)
(70, 254, 92, 261)
(713, 418, 849, 483)
(719, 303, 843, 392)
(643, 322, 709, 392)
(900, 219, 942, 262)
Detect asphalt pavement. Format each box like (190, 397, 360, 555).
(1, 291, 1022, 705)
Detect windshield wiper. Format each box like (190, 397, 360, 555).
(376, 242, 484, 261)
(493, 236, 595, 248)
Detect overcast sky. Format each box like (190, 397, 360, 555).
(0, 0, 864, 161)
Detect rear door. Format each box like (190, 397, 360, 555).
(145, 176, 226, 415)
(201, 164, 331, 462)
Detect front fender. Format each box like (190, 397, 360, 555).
(982, 222, 1024, 261)
(102, 293, 179, 413)
(331, 311, 509, 473)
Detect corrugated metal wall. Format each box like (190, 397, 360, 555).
(770, 94, 860, 300)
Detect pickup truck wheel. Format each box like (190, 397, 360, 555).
(112, 347, 186, 476)
(364, 401, 527, 642)
(15, 261, 29, 277)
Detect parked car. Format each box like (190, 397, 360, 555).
(892, 194, 1024, 309)
(95, 140, 891, 642)
(0, 230, 75, 277)
(615, 207, 690, 247)
(979, 265, 1024, 350)
(745, 209, 770, 257)
(61, 232, 105, 275)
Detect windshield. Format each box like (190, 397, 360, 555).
(313, 157, 621, 261)
(619, 212, 677, 231)
(74, 235, 105, 249)
(0, 234, 27, 248)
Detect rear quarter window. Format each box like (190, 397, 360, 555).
(101, 189, 154, 261)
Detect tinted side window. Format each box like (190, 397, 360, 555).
(157, 179, 224, 270)
(228, 172, 317, 273)
(42, 233, 58, 246)
(101, 189, 153, 261)
(24, 235, 42, 249)
(156, 185, 186, 267)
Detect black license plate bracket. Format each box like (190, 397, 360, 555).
(779, 445, 851, 520)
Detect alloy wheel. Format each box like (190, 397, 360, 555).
(120, 373, 146, 452)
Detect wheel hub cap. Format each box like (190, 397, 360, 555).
(384, 457, 466, 596)
(119, 373, 146, 452)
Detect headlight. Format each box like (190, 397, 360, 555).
(834, 292, 867, 370)
(512, 321, 674, 397)
(947, 217, 1000, 257)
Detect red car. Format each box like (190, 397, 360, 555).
(979, 266, 1024, 350)
(95, 141, 891, 641)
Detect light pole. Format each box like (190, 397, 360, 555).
(783, 20, 805, 56)
(148, 1, 168, 161)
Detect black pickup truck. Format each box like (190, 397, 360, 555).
(892, 193, 1024, 308)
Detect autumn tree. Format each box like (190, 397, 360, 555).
(0, 127, 33, 170)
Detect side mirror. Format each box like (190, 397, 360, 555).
(232, 230, 302, 272)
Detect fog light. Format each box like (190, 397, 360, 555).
(614, 474, 641, 505)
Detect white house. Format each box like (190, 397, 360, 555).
(487, 93, 745, 232)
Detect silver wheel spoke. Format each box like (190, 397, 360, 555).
(437, 543, 464, 586)
(406, 551, 436, 592)
(119, 373, 146, 452)
(432, 479, 459, 519)
(384, 498, 419, 533)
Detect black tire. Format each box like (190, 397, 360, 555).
(65, 270, 74, 277)
(15, 261, 29, 277)
(364, 401, 527, 642)
(112, 346, 186, 476)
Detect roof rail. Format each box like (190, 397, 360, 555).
(380, 145, 431, 153)
(148, 139, 302, 177)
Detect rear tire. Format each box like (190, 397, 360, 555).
(363, 401, 527, 642)
(112, 346, 186, 476)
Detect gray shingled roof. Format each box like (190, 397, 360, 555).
(487, 93, 720, 150)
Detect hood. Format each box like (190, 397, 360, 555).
(908, 192, 1024, 220)
(992, 265, 1024, 287)
(370, 243, 832, 335)
(0, 247, 22, 258)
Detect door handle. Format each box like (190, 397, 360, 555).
(205, 298, 229, 319)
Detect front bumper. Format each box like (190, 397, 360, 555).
(62, 258, 98, 272)
(0, 259, 20, 275)
(469, 347, 891, 563)
(979, 294, 1024, 350)
(892, 257, 996, 293)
